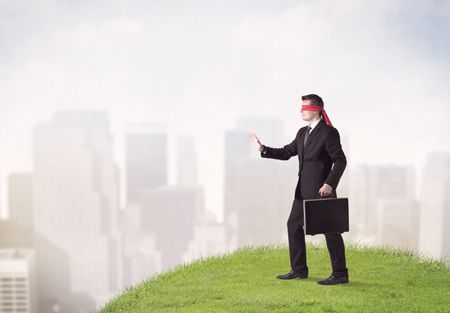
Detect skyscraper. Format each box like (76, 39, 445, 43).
(125, 124, 168, 205)
(32, 110, 121, 306)
(0, 248, 37, 313)
(419, 151, 450, 262)
(8, 173, 33, 229)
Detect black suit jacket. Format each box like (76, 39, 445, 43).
(260, 119, 346, 199)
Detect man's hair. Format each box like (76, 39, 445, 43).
(301, 94, 323, 117)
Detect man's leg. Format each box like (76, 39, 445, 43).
(324, 232, 348, 278)
(287, 197, 308, 275)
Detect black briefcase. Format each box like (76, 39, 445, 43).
(303, 196, 349, 235)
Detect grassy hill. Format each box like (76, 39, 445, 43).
(97, 242, 450, 313)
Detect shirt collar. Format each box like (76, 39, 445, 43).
(308, 118, 322, 131)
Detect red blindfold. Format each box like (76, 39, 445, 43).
(300, 105, 333, 126)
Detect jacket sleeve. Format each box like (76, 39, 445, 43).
(260, 130, 300, 161)
(324, 127, 347, 190)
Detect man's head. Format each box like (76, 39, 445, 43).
(300, 94, 324, 122)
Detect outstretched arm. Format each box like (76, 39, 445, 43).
(324, 127, 347, 190)
(259, 130, 300, 161)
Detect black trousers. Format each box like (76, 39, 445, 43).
(287, 183, 349, 278)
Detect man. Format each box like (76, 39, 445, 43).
(248, 94, 349, 285)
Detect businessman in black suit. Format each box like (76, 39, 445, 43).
(249, 94, 349, 285)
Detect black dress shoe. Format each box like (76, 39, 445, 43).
(317, 275, 349, 285)
(276, 270, 308, 280)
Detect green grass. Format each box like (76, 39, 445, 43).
(98, 242, 450, 313)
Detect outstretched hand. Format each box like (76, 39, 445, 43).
(248, 132, 263, 151)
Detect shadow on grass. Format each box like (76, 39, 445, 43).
(338, 280, 381, 288)
(277, 276, 381, 288)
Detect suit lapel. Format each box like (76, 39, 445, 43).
(301, 119, 325, 155)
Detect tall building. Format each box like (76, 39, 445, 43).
(8, 173, 33, 229)
(125, 124, 168, 205)
(0, 249, 37, 313)
(176, 135, 198, 186)
(419, 151, 450, 262)
(32, 110, 121, 307)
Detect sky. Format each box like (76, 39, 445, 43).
(0, 0, 449, 220)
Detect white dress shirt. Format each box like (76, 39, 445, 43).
(307, 118, 321, 133)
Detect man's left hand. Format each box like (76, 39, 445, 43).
(319, 184, 333, 197)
